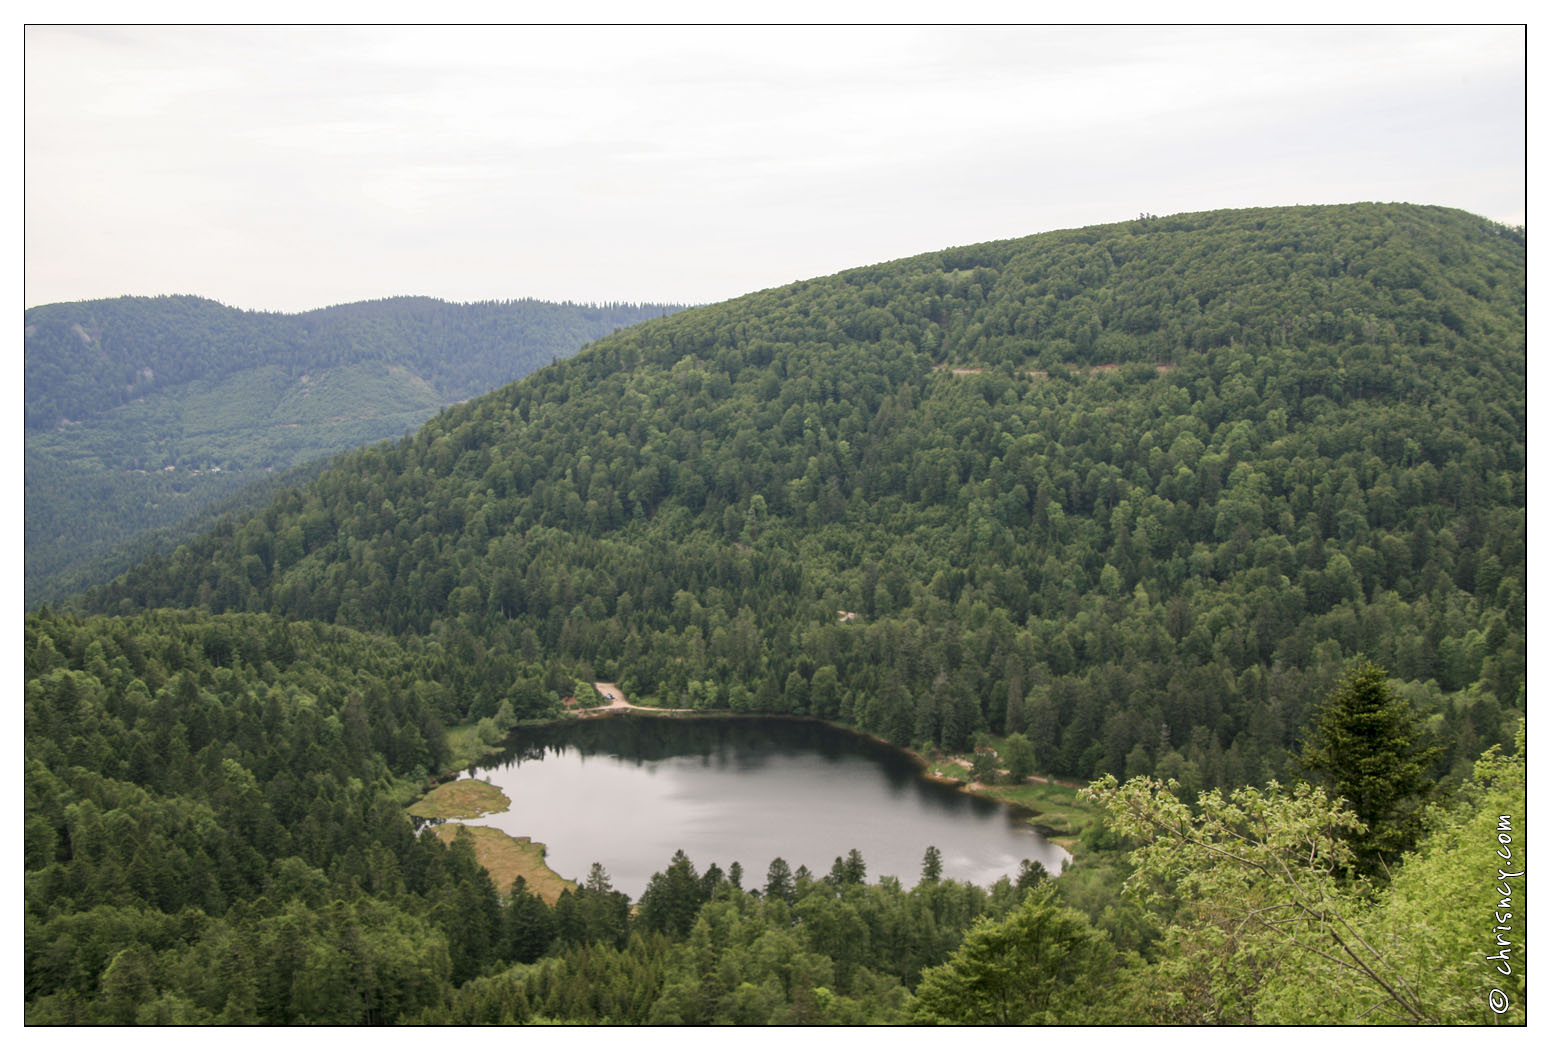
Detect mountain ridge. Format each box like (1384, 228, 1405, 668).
(81, 202, 1526, 793)
(25, 294, 688, 604)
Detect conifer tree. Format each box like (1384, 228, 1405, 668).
(920, 845, 943, 884)
(1299, 661, 1439, 877)
(764, 857, 795, 902)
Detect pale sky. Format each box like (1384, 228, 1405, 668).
(23, 24, 1527, 313)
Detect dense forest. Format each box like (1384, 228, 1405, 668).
(84, 204, 1526, 790)
(30, 203, 1526, 1024)
(22, 607, 1527, 1023)
(25, 295, 685, 605)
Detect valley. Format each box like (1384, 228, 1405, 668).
(24, 296, 686, 605)
(24, 203, 1526, 1025)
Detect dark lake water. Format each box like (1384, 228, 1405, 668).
(457, 715, 1069, 899)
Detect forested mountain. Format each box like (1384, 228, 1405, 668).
(85, 203, 1526, 791)
(33, 202, 1526, 1024)
(25, 295, 685, 605)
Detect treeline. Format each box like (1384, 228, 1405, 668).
(415, 848, 1059, 1025)
(25, 599, 1525, 1023)
(25, 294, 687, 429)
(83, 204, 1526, 793)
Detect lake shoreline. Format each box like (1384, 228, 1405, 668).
(550, 703, 1083, 862)
(424, 697, 1084, 896)
(458, 712, 1070, 897)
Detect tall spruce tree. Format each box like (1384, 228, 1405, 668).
(920, 845, 943, 884)
(1299, 662, 1439, 878)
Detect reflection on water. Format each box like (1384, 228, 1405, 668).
(459, 715, 1069, 899)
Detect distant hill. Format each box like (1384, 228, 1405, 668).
(24, 295, 686, 603)
(86, 203, 1525, 789)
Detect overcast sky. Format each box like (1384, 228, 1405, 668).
(24, 24, 1526, 314)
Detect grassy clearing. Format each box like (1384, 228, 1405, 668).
(916, 743, 1098, 852)
(433, 825, 578, 904)
(925, 758, 972, 782)
(977, 779, 1099, 849)
(408, 778, 510, 820)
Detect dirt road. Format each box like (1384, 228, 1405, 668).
(584, 682, 695, 715)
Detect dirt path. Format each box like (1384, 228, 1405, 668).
(582, 682, 696, 716)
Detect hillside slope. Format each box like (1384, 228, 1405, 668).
(25, 295, 685, 603)
(86, 203, 1526, 789)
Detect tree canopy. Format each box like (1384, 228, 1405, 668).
(28, 202, 1527, 1025)
(1300, 661, 1440, 875)
(81, 203, 1525, 794)
(26, 295, 686, 604)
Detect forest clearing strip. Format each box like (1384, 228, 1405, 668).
(932, 361, 1176, 379)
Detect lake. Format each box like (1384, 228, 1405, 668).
(457, 714, 1069, 899)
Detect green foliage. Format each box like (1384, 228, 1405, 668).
(910, 885, 1115, 1024)
(26, 295, 685, 604)
(1090, 774, 1389, 1022)
(25, 593, 1520, 1024)
(25, 203, 1528, 1024)
(763, 858, 795, 903)
(920, 845, 943, 884)
(1251, 725, 1527, 1024)
(1001, 732, 1038, 781)
(417, 850, 1034, 1025)
(81, 204, 1524, 800)
(969, 748, 1001, 784)
(1300, 661, 1441, 876)
(22, 607, 574, 1022)
(1087, 736, 1526, 1026)
(638, 850, 710, 937)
